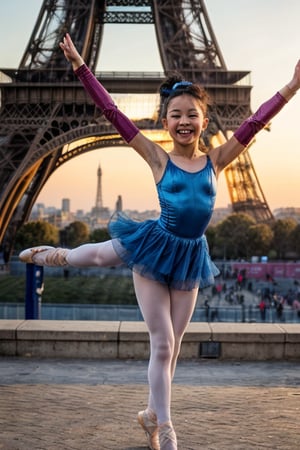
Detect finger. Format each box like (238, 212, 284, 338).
(66, 33, 72, 46)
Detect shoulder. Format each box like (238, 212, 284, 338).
(207, 135, 245, 177)
(130, 132, 169, 181)
(131, 132, 167, 164)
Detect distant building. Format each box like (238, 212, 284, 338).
(124, 209, 159, 221)
(30, 162, 165, 229)
(209, 206, 232, 226)
(273, 207, 300, 223)
(33, 203, 46, 219)
(62, 198, 70, 213)
(75, 209, 85, 219)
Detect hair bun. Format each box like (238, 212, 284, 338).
(159, 74, 184, 97)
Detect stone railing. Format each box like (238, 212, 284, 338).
(1, 320, 300, 360)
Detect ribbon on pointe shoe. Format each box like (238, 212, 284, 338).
(19, 246, 69, 267)
(137, 409, 160, 450)
(158, 421, 177, 450)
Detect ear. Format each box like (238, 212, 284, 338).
(161, 118, 168, 130)
(202, 117, 209, 131)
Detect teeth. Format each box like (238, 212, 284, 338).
(178, 130, 191, 134)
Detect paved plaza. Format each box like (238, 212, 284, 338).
(0, 358, 300, 449)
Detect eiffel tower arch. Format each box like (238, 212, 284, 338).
(0, 0, 273, 259)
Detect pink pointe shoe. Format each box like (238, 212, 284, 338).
(19, 246, 69, 267)
(158, 422, 177, 450)
(137, 409, 160, 450)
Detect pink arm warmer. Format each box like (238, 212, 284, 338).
(234, 92, 287, 147)
(75, 64, 139, 143)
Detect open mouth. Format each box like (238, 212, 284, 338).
(177, 129, 193, 135)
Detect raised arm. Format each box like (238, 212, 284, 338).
(59, 34, 139, 144)
(209, 59, 300, 175)
(59, 34, 167, 176)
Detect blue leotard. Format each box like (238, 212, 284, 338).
(109, 156, 219, 290)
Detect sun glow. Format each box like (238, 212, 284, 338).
(112, 93, 160, 120)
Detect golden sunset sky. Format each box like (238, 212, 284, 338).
(1, 0, 300, 213)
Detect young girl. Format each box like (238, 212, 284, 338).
(20, 34, 300, 450)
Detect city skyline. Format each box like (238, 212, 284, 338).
(1, 1, 300, 212)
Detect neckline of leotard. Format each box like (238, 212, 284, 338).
(167, 154, 210, 174)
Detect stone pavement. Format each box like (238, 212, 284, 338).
(0, 358, 300, 450)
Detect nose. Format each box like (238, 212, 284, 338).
(179, 115, 190, 125)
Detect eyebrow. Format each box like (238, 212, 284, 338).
(169, 108, 199, 113)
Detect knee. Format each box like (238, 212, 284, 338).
(152, 336, 175, 363)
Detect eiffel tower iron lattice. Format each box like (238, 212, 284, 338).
(0, 0, 273, 259)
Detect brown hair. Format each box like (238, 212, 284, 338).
(158, 74, 210, 153)
(159, 74, 209, 119)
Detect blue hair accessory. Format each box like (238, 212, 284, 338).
(161, 80, 193, 96)
(172, 81, 193, 90)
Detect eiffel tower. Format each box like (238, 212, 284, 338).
(0, 0, 273, 259)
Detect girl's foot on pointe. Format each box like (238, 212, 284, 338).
(19, 246, 69, 266)
(137, 409, 160, 450)
(158, 421, 177, 450)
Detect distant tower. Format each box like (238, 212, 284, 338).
(91, 163, 110, 226)
(116, 195, 123, 212)
(95, 164, 103, 210)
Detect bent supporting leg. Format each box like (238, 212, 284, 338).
(133, 272, 198, 450)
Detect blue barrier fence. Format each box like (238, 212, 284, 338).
(1, 302, 300, 323)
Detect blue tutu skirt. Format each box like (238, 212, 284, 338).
(108, 212, 219, 291)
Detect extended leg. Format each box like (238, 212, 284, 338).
(67, 241, 122, 267)
(19, 240, 122, 268)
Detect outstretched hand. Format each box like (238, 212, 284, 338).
(59, 33, 84, 70)
(288, 59, 300, 92)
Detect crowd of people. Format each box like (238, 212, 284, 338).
(206, 269, 300, 323)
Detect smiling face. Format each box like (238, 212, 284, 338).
(161, 94, 209, 147)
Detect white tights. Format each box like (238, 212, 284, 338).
(65, 241, 198, 425)
(66, 240, 122, 267)
(133, 272, 198, 425)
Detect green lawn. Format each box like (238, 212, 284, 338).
(0, 274, 137, 305)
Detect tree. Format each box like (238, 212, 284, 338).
(205, 225, 217, 257)
(60, 221, 90, 248)
(215, 213, 256, 260)
(247, 223, 274, 257)
(289, 224, 300, 259)
(271, 218, 298, 259)
(90, 228, 110, 243)
(15, 221, 59, 251)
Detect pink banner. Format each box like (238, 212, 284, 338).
(231, 262, 300, 280)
